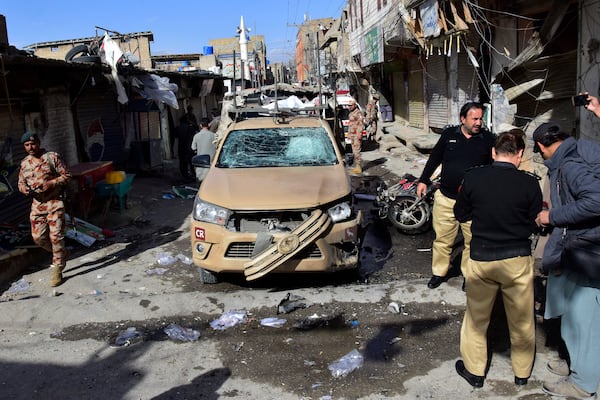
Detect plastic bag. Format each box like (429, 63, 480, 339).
(210, 310, 247, 330)
(6, 278, 29, 294)
(157, 252, 176, 265)
(328, 349, 364, 378)
(260, 317, 287, 328)
(164, 323, 200, 341)
(114, 327, 143, 347)
(176, 254, 193, 265)
(136, 74, 179, 109)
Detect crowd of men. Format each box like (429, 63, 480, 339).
(415, 96, 600, 399)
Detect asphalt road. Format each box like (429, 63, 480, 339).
(0, 147, 565, 399)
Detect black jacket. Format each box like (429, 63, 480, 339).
(454, 161, 542, 261)
(419, 125, 495, 199)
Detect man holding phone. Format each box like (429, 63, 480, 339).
(572, 94, 591, 107)
(580, 92, 600, 117)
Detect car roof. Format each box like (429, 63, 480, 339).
(228, 115, 330, 130)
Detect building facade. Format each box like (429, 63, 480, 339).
(312, 0, 599, 143)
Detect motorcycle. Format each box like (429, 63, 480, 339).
(375, 173, 439, 235)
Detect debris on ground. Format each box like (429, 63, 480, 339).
(146, 268, 168, 275)
(259, 317, 287, 328)
(5, 277, 30, 294)
(277, 292, 309, 314)
(113, 327, 143, 347)
(293, 313, 345, 331)
(157, 252, 176, 265)
(210, 310, 248, 330)
(164, 323, 200, 341)
(65, 214, 105, 247)
(327, 349, 364, 378)
(175, 254, 192, 264)
(171, 186, 197, 199)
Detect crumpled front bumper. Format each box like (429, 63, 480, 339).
(190, 209, 362, 280)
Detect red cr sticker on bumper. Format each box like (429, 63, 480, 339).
(194, 227, 205, 240)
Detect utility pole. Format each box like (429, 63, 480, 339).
(316, 31, 322, 100)
(237, 16, 251, 90)
(232, 50, 237, 108)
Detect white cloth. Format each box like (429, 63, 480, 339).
(101, 34, 128, 104)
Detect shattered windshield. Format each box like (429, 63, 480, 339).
(216, 126, 339, 168)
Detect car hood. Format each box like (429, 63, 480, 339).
(198, 165, 351, 210)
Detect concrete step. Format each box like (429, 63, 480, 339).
(381, 122, 440, 152)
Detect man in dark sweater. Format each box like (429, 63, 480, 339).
(417, 102, 496, 289)
(453, 130, 542, 388)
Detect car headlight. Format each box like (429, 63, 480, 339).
(327, 202, 352, 223)
(193, 198, 232, 225)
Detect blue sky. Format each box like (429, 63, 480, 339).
(2, 0, 345, 63)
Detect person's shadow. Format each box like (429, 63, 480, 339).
(151, 367, 231, 399)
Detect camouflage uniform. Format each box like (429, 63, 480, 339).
(18, 151, 72, 270)
(365, 97, 379, 141)
(348, 106, 364, 167)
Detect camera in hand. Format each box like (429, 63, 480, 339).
(572, 94, 590, 107)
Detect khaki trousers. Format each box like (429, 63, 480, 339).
(431, 191, 472, 277)
(460, 256, 535, 378)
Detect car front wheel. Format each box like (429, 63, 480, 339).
(199, 268, 219, 284)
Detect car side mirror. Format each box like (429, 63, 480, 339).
(191, 154, 211, 167)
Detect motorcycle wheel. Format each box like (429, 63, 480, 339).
(387, 195, 431, 235)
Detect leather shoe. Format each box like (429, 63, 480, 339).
(455, 360, 484, 388)
(427, 275, 445, 289)
(514, 376, 528, 386)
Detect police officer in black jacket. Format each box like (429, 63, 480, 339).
(453, 129, 542, 388)
(417, 102, 496, 289)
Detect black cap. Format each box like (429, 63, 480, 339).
(532, 122, 561, 143)
(21, 132, 40, 144)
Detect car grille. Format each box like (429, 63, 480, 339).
(225, 242, 254, 257)
(225, 242, 322, 258)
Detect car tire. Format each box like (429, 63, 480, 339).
(65, 44, 93, 61)
(199, 268, 219, 284)
(71, 55, 102, 64)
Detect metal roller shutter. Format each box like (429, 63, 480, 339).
(426, 55, 449, 129)
(73, 88, 124, 164)
(457, 53, 479, 108)
(408, 61, 424, 129)
(0, 102, 35, 225)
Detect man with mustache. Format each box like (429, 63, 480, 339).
(18, 132, 72, 287)
(417, 102, 496, 290)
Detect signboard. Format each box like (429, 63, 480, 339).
(361, 26, 384, 66)
(222, 61, 255, 80)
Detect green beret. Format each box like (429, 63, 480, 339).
(21, 132, 40, 143)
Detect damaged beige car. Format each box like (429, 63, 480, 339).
(190, 107, 362, 283)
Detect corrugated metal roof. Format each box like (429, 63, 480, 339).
(24, 31, 154, 49)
